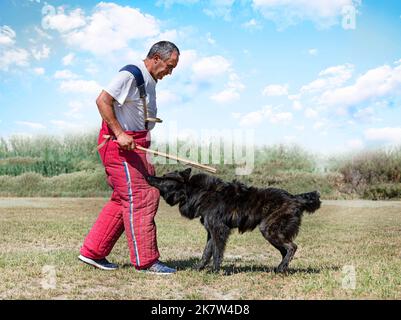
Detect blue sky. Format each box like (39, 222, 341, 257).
(0, 0, 401, 154)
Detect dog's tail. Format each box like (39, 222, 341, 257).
(295, 191, 321, 214)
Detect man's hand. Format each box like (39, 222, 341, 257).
(116, 132, 136, 151)
(95, 90, 136, 151)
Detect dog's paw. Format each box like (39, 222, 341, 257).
(274, 266, 289, 274)
(195, 264, 206, 271)
(210, 267, 223, 274)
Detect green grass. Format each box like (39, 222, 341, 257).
(1, 198, 400, 299)
(0, 168, 341, 199)
(1, 133, 401, 199)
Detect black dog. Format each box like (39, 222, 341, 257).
(147, 168, 321, 273)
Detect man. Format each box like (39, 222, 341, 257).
(79, 41, 180, 274)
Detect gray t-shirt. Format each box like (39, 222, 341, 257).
(104, 61, 158, 131)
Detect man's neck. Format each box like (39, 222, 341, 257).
(144, 59, 157, 82)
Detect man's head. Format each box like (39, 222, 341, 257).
(145, 41, 180, 81)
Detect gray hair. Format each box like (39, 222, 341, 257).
(147, 41, 180, 60)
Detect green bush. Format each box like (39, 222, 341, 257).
(1, 133, 401, 199)
(333, 148, 401, 184)
(254, 144, 317, 173)
(331, 147, 401, 198)
(0, 134, 100, 176)
(0, 170, 110, 197)
(363, 184, 401, 200)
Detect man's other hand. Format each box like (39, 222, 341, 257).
(116, 132, 136, 151)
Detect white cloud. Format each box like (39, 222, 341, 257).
(177, 49, 198, 70)
(211, 89, 240, 104)
(157, 0, 236, 21)
(156, 0, 199, 8)
(31, 44, 50, 60)
(157, 90, 182, 106)
(53, 3, 160, 55)
(145, 29, 179, 49)
(262, 84, 288, 96)
(364, 127, 401, 144)
(34, 26, 52, 40)
(308, 48, 318, 56)
(301, 63, 354, 94)
(272, 111, 293, 123)
(85, 64, 99, 75)
(354, 107, 381, 123)
(0, 26, 16, 46)
(64, 99, 94, 119)
(42, 7, 86, 33)
(62, 53, 75, 66)
(211, 72, 245, 104)
(15, 121, 46, 130)
(295, 125, 305, 131)
(0, 48, 30, 70)
(292, 100, 302, 110)
(239, 105, 293, 127)
(253, 0, 361, 29)
(240, 109, 265, 127)
(168, 50, 244, 104)
(155, 48, 243, 106)
(203, 0, 235, 20)
(227, 73, 245, 91)
(54, 70, 79, 80)
(320, 64, 401, 109)
(206, 32, 216, 45)
(33, 67, 45, 75)
(242, 19, 262, 29)
(116, 49, 144, 65)
(305, 108, 319, 119)
(313, 120, 326, 130)
(68, 100, 85, 113)
(59, 79, 101, 95)
(288, 94, 300, 100)
(192, 55, 231, 82)
(0, 26, 34, 71)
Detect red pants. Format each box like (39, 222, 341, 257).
(80, 122, 160, 269)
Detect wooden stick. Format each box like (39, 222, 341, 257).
(136, 145, 217, 174)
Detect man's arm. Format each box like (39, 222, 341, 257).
(96, 90, 136, 150)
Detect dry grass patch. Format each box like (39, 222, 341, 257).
(0, 198, 401, 299)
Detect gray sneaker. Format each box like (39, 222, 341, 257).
(78, 255, 118, 271)
(143, 261, 176, 275)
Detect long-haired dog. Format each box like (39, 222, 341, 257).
(147, 168, 321, 273)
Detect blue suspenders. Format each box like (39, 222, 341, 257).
(119, 65, 162, 130)
(119, 65, 147, 99)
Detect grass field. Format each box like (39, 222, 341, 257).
(0, 198, 401, 300)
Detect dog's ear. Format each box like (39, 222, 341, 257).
(180, 168, 192, 181)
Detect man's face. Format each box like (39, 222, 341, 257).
(151, 51, 179, 80)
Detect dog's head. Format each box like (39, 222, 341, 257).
(146, 168, 191, 206)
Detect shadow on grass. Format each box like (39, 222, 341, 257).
(163, 257, 341, 275)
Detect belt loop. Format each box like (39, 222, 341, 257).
(96, 134, 112, 151)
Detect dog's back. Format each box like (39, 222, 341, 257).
(294, 191, 321, 213)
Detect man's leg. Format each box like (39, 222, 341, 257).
(79, 135, 125, 266)
(80, 190, 124, 260)
(115, 156, 161, 269)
